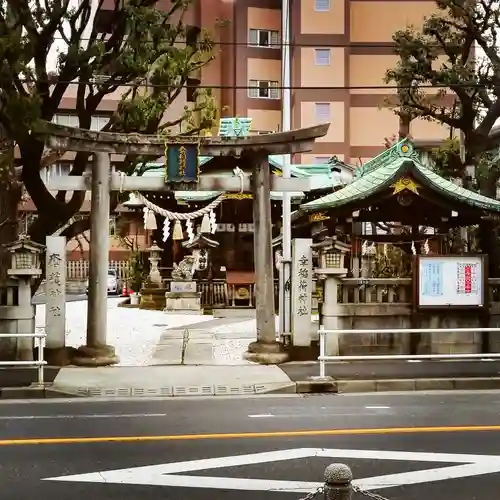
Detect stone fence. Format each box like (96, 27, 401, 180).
(331, 277, 500, 356)
(66, 260, 130, 280)
(35, 260, 131, 294)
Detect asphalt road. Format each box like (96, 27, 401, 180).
(2, 392, 500, 500)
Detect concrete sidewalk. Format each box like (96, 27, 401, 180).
(50, 365, 296, 397)
(35, 298, 317, 366)
(32, 299, 299, 397)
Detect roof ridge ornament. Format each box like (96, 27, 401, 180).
(397, 139, 416, 158)
(355, 138, 412, 179)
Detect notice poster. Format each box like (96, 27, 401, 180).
(420, 261, 443, 297)
(417, 256, 484, 308)
(456, 262, 479, 295)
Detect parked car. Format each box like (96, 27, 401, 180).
(86, 269, 122, 295)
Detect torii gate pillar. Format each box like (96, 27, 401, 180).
(73, 152, 119, 366)
(244, 154, 288, 364)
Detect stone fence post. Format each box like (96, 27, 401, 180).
(324, 463, 353, 500)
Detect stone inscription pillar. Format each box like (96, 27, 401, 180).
(291, 238, 313, 347)
(44, 236, 71, 364)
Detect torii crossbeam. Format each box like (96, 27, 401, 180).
(34, 122, 330, 365)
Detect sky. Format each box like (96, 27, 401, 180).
(46, 0, 98, 73)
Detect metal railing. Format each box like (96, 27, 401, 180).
(318, 326, 500, 378)
(0, 333, 47, 385)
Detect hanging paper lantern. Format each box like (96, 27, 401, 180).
(144, 209, 157, 230)
(200, 213, 211, 234)
(172, 220, 183, 240)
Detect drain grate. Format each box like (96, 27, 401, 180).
(215, 384, 256, 395)
(254, 384, 270, 393)
(173, 385, 215, 396)
(55, 384, 268, 397)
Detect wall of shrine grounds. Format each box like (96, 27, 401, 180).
(329, 278, 500, 356)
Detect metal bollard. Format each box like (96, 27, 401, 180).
(323, 463, 353, 500)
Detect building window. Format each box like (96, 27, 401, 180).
(315, 48, 331, 66)
(53, 113, 110, 131)
(315, 0, 331, 11)
(315, 102, 331, 121)
(52, 113, 79, 127)
(248, 80, 280, 99)
(91, 115, 110, 131)
(249, 29, 280, 48)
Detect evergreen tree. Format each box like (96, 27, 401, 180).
(0, 0, 217, 261)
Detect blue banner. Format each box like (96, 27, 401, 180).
(164, 143, 200, 186)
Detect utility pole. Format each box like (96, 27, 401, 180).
(279, 0, 292, 342)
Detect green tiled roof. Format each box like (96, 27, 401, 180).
(300, 138, 500, 213)
(269, 155, 337, 178)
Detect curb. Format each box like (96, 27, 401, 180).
(3, 377, 500, 399)
(0, 387, 76, 399)
(294, 377, 500, 394)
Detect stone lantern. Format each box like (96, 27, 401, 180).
(146, 241, 163, 287)
(139, 242, 167, 310)
(1, 236, 45, 362)
(312, 236, 350, 280)
(3, 236, 45, 279)
(311, 236, 350, 357)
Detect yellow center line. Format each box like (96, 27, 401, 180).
(1, 425, 500, 446)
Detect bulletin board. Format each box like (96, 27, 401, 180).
(415, 255, 487, 309)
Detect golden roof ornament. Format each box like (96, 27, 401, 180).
(391, 176, 419, 195)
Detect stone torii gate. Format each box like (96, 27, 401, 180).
(36, 122, 329, 365)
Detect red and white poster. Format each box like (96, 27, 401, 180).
(456, 263, 479, 295)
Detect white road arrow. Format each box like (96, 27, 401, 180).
(43, 448, 500, 492)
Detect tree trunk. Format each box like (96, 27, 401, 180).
(0, 133, 22, 361)
(478, 177, 499, 278)
(0, 137, 20, 283)
(478, 221, 498, 276)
